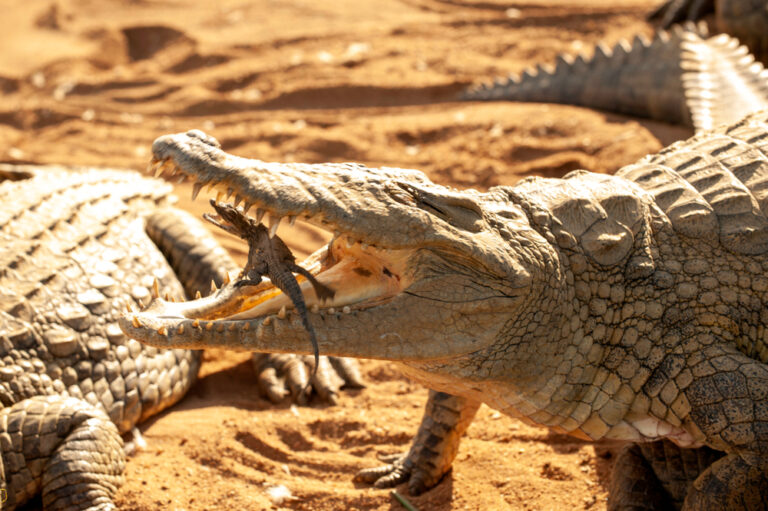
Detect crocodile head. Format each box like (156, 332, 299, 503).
(119, 130, 555, 366)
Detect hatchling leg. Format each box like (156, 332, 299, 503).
(1, 395, 125, 510)
(355, 390, 481, 494)
(681, 346, 768, 510)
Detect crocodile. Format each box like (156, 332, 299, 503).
(461, 23, 768, 133)
(0, 164, 360, 510)
(649, 0, 768, 63)
(121, 112, 768, 509)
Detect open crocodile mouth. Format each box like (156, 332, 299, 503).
(129, 152, 417, 332)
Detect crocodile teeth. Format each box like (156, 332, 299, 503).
(191, 182, 203, 200)
(157, 326, 168, 336)
(195, 290, 202, 299)
(277, 305, 287, 319)
(205, 322, 213, 331)
(234, 194, 243, 207)
(177, 325, 184, 335)
(223, 272, 231, 285)
(255, 208, 265, 223)
(210, 280, 218, 293)
(192, 319, 200, 328)
(163, 292, 170, 301)
(243, 202, 253, 214)
(131, 316, 141, 328)
(152, 278, 160, 299)
(288, 215, 296, 226)
(216, 191, 224, 202)
(268, 215, 282, 238)
(242, 322, 250, 331)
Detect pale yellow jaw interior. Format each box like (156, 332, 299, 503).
(228, 236, 414, 320)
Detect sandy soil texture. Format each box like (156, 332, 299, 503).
(0, 1, 695, 509)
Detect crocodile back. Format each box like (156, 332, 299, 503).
(617, 109, 768, 256)
(0, 165, 197, 433)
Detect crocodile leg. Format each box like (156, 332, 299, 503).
(355, 391, 480, 494)
(608, 440, 724, 511)
(0, 396, 123, 511)
(680, 344, 768, 510)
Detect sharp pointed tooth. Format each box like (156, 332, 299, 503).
(311, 304, 319, 313)
(178, 325, 184, 335)
(206, 183, 216, 193)
(269, 216, 282, 238)
(345, 237, 353, 248)
(152, 278, 160, 299)
(229, 323, 237, 331)
(192, 319, 200, 328)
(195, 290, 202, 299)
(163, 292, 170, 301)
(277, 305, 286, 319)
(288, 215, 296, 226)
(243, 322, 250, 331)
(328, 307, 336, 314)
(342, 306, 351, 314)
(192, 182, 203, 200)
(243, 202, 253, 214)
(223, 272, 231, 285)
(226, 187, 234, 199)
(255, 208, 265, 223)
(158, 326, 168, 336)
(127, 303, 135, 313)
(132, 316, 141, 328)
(177, 176, 185, 184)
(153, 163, 165, 178)
(216, 191, 224, 202)
(234, 194, 243, 207)
(205, 322, 213, 331)
(211, 280, 218, 293)
(263, 316, 272, 326)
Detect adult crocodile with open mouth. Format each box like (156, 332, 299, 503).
(122, 112, 768, 509)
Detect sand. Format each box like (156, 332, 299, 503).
(0, 1, 692, 509)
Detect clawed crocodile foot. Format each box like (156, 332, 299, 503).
(354, 452, 442, 495)
(253, 353, 364, 405)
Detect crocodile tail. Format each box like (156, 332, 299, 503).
(461, 23, 717, 128)
(680, 30, 768, 131)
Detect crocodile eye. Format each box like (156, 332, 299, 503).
(418, 196, 483, 232)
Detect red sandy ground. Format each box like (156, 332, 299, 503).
(0, 1, 693, 509)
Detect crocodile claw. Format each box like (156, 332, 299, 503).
(354, 452, 439, 495)
(252, 353, 364, 405)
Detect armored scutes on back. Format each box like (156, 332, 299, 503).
(462, 23, 768, 132)
(123, 110, 768, 509)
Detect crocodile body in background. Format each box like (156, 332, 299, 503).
(461, 24, 768, 133)
(649, 0, 768, 63)
(124, 110, 768, 510)
(0, 164, 360, 510)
